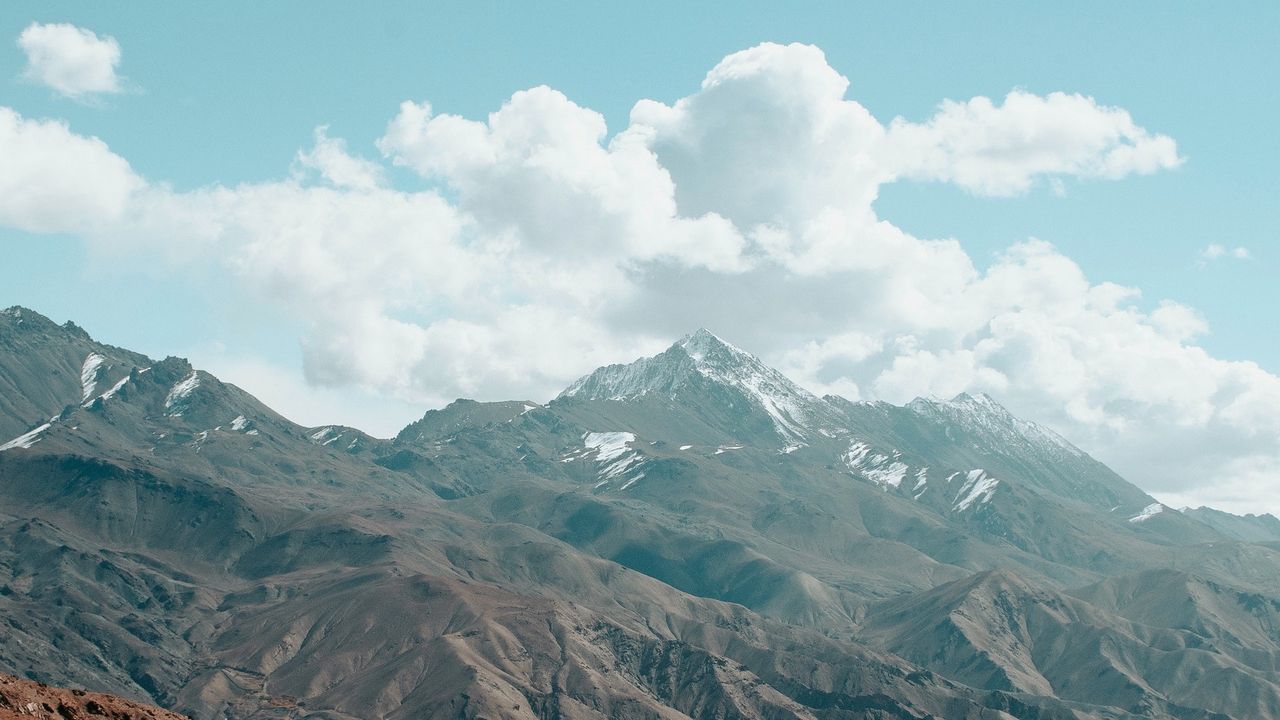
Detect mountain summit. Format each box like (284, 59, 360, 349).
(560, 329, 839, 442)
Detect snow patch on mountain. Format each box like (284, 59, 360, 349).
(1129, 502, 1164, 523)
(911, 468, 930, 499)
(231, 415, 248, 431)
(100, 375, 130, 400)
(844, 440, 909, 489)
(571, 431, 648, 491)
(584, 431, 634, 462)
(913, 468, 929, 490)
(309, 427, 345, 446)
(80, 353, 105, 402)
(164, 371, 200, 414)
(0, 422, 53, 452)
(953, 469, 999, 511)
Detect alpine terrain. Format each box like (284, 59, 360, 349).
(2, 306, 1279, 720)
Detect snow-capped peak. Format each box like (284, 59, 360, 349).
(676, 328, 744, 363)
(675, 331, 825, 442)
(560, 329, 835, 443)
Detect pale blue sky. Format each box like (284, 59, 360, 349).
(1, 2, 1275, 375)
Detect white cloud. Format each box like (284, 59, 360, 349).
(378, 87, 750, 273)
(18, 22, 123, 100)
(628, 43, 886, 232)
(885, 90, 1182, 196)
(1200, 243, 1251, 264)
(4, 41, 1279, 513)
(0, 108, 142, 233)
(295, 126, 386, 191)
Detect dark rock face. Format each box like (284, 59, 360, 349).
(0, 307, 1277, 719)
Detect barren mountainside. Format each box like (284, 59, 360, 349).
(1, 306, 1279, 719)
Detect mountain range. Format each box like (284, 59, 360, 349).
(2, 306, 1279, 719)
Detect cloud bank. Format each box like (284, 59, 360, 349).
(3, 41, 1276, 513)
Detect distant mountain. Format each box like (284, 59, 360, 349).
(2, 305, 1279, 719)
(865, 567, 1280, 718)
(395, 398, 540, 445)
(1179, 505, 1280, 543)
(826, 391, 1157, 514)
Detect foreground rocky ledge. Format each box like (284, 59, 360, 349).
(0, 674, 186, 720)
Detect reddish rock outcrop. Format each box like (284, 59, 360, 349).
(0, 674, 186, 720)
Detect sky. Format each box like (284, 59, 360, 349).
(0, 3, 1277, 514)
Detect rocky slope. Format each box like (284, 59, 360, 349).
(863, 569, 1280, 719)
(2, 307, 1278, 719)
(0, 673, 187, 720)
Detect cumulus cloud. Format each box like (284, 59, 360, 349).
(378, 88, 749, 273)
(885, 90, 1182, 196)
(17, 22, 123, 100)
(0, 108, 142, 233)
(5, 41, 1279, 513)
